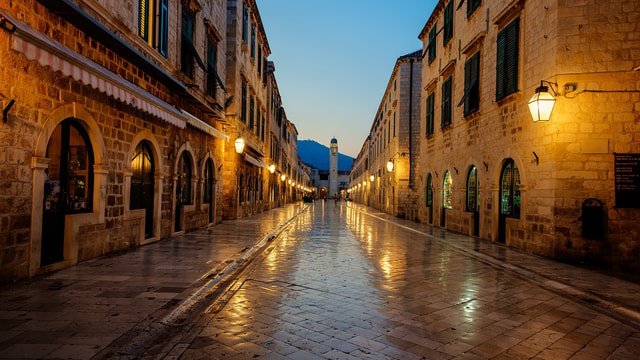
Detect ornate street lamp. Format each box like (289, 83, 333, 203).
(234, 137, 245, 154)
(528, 81, 556, 122)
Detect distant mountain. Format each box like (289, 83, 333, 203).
(297, 139, 354, 172)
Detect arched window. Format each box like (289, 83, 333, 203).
(131, 141, 154, 238)
(500, 159, 521, 218)
(466, 166, 479, 212)
(425, 173, 433, 207)
(442, 171, 453, 210)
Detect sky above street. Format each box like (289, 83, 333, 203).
(258, 1, 438, 158)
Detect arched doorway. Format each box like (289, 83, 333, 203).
(425, 173, 433, 224)
(319, 186, 327, 200)
(441, 171, 452, 227)
(175, 151, 192, 232)
(203, 158, 215, 224)
(130, 141, 154, 238)
(467, 165, 480, 236)
(42, 119, 94, 266)
(499, 158, 521, 243)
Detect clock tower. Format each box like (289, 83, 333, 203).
(329, 138, 339, 197)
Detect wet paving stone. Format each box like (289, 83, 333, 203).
(182, 202, 640, 359)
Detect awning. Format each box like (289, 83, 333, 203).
(180, 110, 229, 140)
(244, 154, 269, 169)
(1, 10, 186, 129)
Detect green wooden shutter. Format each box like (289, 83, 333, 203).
(428, 26, 436, 63)
(496, 18, 519, 100)
(443, 1, 453, 45)
(241, 83, 247, 124)
(426, 92, 434, 136)
(441, 76, 452, 128)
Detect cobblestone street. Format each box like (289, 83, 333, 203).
(1, 201, 640, 359)
(179, 201, 640, 359)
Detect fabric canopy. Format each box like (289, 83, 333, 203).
(2, 10, 186, 128)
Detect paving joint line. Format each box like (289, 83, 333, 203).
(358, 207, 640, 331)
(92, 204, 311, 359)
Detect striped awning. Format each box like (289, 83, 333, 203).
(180, 110, 229, 140)
(0, 10, 186, 128)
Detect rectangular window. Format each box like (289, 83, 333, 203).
(249, 95, 255, 130)
(428, 25, 436, 64)
(393, 113, 396, 137)
(459, 52, 480, 116)
(138, 0, 154, 45)
(158, 0, 168, 57)
(468, 0, 481, 17)
(261, 116, 265, 141)
(257, 46, 262, 75)
(206, 40, 217, 98)
(443, 1, 453, 46)
(256, 106, 261, 135)
(241, 83, 247, 124)
(251, 24, 256, 61)
(426, 92, 435, 136)
(496, 18, 520, 100)
(441, 76, 452, 129)
(242, 3, 249, 45)
(181, 10, 195, 78)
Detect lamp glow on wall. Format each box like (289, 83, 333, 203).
(269, 164, 275, 173)
(370, 174, 375, 182)
(528, 81, 557, 122)
(280, 174, 286, 182)
(386, 160, 394, 172)
(234, 138, 245, 153)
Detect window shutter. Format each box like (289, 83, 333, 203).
(496, 18, 519, 100)
(441, 77, 452, 128)
(428, 26, 436, 63)
(505, 19, 519, 96)
(443, 1, 453, 45)
(159, 0, 168, 57)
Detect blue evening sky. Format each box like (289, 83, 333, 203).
(258, 1, 438, 158)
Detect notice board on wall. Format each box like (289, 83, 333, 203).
(614, 153, 640, 208)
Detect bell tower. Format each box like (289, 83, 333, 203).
(329, 138, 338, 197)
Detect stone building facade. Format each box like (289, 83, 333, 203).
(0, 0, 303, 283)
(349, 51, 422, 219)
(415, 0, 640, 269)
(350, 0, 640, 271)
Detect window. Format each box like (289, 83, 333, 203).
(206, 40, 217, 98)
(256, 106, 261, 135)
(261, 115, 265, 141)
(466, 166, 479, 212)
(425, 92, 435, 136)
(249, 95, 255, 130)
(181, 10, 195, 78)
(459, 52, 480, 116)
(441, 76, 452, 129)
(242, 3, 249, 45)
(257, 46, 262, 75)
(241, 82, 247, 124)
(139, 0, 168, 57)
(500, 159, 521, 218)
(428, 25, 436, 64)
(468, 0, 481, 17)
(443, 1, 453, 46)
(496, 18, 520, 100)
(393, 113, 396, 137)
(443, 171, 453, 210)
(425, 174, 433, 207)
(251, 24, 256, 61)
